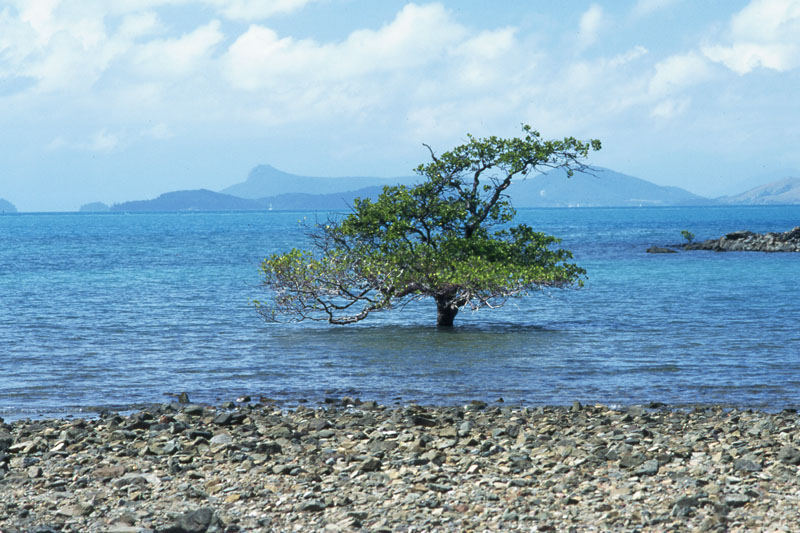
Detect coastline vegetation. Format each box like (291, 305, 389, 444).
(257, 126, 600, 326)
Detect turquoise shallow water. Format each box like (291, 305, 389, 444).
(1, 206, 799, 419)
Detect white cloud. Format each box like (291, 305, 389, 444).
(729, 0, 800, 41)
(649, 52, 712, 96)
(205, 0, 318, 21)
(118, 11, 162, 40)
(702, 0, 800, 74)
(632, 0, 682, 18)
(1, 1, 122, 91)
(132, 20, 223, 77)
(47, 129, 121, 152)
(89, 129, 120, 151)
(577, 4, 604, 49)
(703, 42, 799, 74)
(451, 27, 517, 87)
(650, 97, 690, 118)
(225, 3, 468, 88)
(609, 45, 648, 67)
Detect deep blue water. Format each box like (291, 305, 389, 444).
(1, 206, 799, 420)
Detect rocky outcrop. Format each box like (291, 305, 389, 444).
(685, 227, 800, 252)
(646, 246, 678, 254)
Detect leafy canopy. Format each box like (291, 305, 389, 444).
(258, 125, 600, 326)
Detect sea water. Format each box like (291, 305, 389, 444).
(1, 206, 799, 419)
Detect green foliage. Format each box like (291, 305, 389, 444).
(681, 230, 695, 243)
(258, 125, 600, 326)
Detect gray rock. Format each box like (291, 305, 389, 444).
(309, 418, 332, 431)
(723, 493, 750, 508)
(733, 457, 761, 473)
(298, 500, 326, 512)
(209, 433, 232, 445)
(160, 507, 224, 533)
(619, 453, 646, 469)
(359, 457, 381, 472)
(0, 431, 12, 452)
(634, 459, 659, 476)
(671, 496, 700, 517)
(183, 405, 205, 416)
(777, 445, 800, 465)
(685, 227, 800, 252)
(212, 412, 232, 426)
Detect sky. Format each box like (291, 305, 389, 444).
(2, 0, 800, 211)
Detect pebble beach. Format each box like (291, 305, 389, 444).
(2, 398, 800, 532)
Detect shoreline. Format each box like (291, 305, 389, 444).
(2, 399, 800, 532)
(4, 394, 799, 424)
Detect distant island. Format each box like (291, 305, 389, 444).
(221, 164, 416, 199)
(109, 187, 387, 212)
(507, 168, 709, 207)
(0, 198, 17, 213)
(717, 177, 800, 205)
(96, 166, 800, 212)
(79, 202, 110, 212)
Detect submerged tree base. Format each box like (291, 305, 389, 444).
(436, 303, 459, 327)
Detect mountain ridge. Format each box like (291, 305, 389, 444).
(717, 176, 800, 205)
(221, 164, 416, 199)
(100, 165, 800, 213)
(508, 167, 709, 207)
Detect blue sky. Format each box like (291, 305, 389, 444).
(2, 0, 800, 211)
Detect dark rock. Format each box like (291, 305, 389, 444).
(723, 493, 750, 508)
(178, 392, 190, 404)
(685, 226, 800, 252)
(0, 431, 12, 452)
(309, 418, 332, 431)
(255, 441, 282, 454)
(298, 500, 326, 512)
(733, 457, 761, 473)
(212, 413, 232, 426)
(647, 246, 678, 253)
(427, 483, 452, 493)
(183, 405, 205, 416)
(188, 429, 213, 440)
(160, 507, 224, 533)
(409, 414, 436, 427)
(671, 496, 700, 517)
(619, 453, 646, 469)
(359, 457, 381, 472)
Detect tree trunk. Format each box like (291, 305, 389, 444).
(436, 296, 459, 327)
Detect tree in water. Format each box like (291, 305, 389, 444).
(258, 125, 600, 327)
